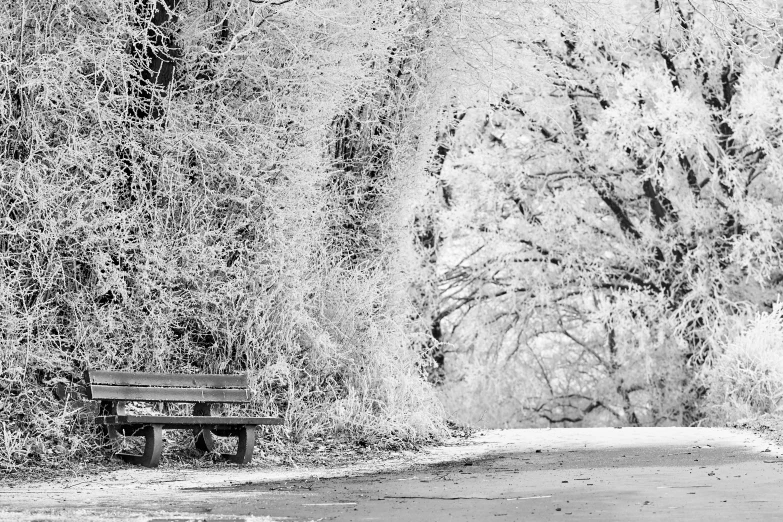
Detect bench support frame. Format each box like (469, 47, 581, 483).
(192, 403, 255, 464)
(99, 400, 258, 466)
(194, 425, 256, 464)
(114, 424, 163, 468)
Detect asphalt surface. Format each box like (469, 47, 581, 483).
(3, 428, 783, 521)
(248, 447, 783, 521)
(172, 444, 783, 521)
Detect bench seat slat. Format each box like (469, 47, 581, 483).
(96, 415, 284, 427)
(86, 370, 247, 389)
(88, 385, 249, 403)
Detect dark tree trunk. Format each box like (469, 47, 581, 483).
(421, 108, 463, 384)
(131, 0, 181, 121)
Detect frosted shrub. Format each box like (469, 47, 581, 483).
(0, 0, 450, 470)
(707, 304, 783, 421)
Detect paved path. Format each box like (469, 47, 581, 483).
(2, 428, 782, 521)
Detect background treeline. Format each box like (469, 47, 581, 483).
(1, 0, 450, 469)
(429, 0, 783, 428)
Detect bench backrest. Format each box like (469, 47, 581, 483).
(84, 370, 250, 403)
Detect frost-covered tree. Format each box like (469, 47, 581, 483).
(436, 0, 783, 426)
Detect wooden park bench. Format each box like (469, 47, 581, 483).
(85, 369, 283, 468)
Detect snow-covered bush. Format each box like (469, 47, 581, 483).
(706, 304, 783, 422)
(0, 0, 449, 470)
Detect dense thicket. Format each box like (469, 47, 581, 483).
(434, 0, 783, 427)
(0, 0, 448, 469)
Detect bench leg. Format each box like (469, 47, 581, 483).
(223, 425, 255, 465)
(194, 428, 215, 453)
(116, 424, 163, 468)
(99, 424, 118, 446)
